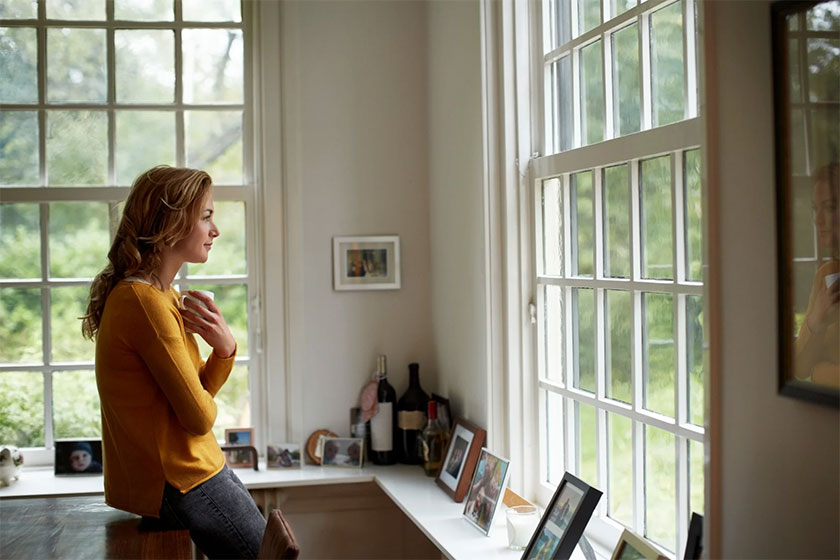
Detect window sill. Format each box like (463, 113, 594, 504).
(0, 464, 599, 560)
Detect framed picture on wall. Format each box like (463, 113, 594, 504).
(333, 235, 401, 290)
(435, 416, 486, 502)
(772, 0, 839, 407)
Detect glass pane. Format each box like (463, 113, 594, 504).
(573, 288, 595, 393)
(576, 400, 597, 486)
(47, 0, 106, 20)
(182, 0, 241, 22)
(606, 290, 632, 403)
(0, 371, 44, 447)
(641, 155, 674, 279)
(684, 149, 702, 282)
(572, 171, 594, 276)
(0, 111, 39, 185)
(689, 438, 704, 515)
(546, 390, 564, 485)
(542, 284, 564, 384)
(608, 412, 632, 526)
(542, 177, 563, 276)
(188, 201, 246, 276)
(116, 111, 176, 185)
(604, 164, 630, 278)
(791, 108, 807, 176)
(51, 286, 95, 362)
(212, 363, 250, 441)
(47, 111, 107, 185)
(807, 1, 840, 31)
(0, 27, 38, 103)
(687, 295, 704, 426)
(550, 56, 573, 153)
(612, 0, 635, 18)
(114, 0, 173, 21)
(645, 425, 676, 550)
(789, 38, 802, 104)
(578, 0, 600, 35)
(612, 24, 641, 136)
(0, 287, 42, 363)
(115, 30, 175, 103)
(644, 293, 674, 417)
(807, 38, 840, 103)
(49, 202, 109, 278)
(182, 29, 243, 104)
(650, 0, 685, 127)
(47, 28, 106, 103)
(548, 0, 572, 51)
(0, 0, 37, 18)
(0, 203, 40, 279)
(185, 110, 243, 185)
(580, 40, 605, 146)
(187, 282, 248, 357)
(809, 108, 840, 174)
(53, 370, 101, 438)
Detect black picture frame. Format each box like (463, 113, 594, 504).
(521, 472, 602, 560)
(683, 512, 703, 560)
(772, 0, 840, 407)
(54, 439, 103, 476)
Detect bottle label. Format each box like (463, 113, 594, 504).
(398, 410, 426, 430)
(371, 402, 393, 451)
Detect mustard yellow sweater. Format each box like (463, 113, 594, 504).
(95, 280, 235, 517)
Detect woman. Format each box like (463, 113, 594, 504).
(82, 166, 266, 558)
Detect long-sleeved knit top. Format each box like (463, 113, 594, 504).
(95, 279, 235, 517)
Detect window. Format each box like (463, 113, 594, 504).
(533, 0, 702, 555)
(0, 0, 258, 461)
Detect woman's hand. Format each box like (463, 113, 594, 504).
(180, 290, 236, 358)
(807, 278, 840, 334)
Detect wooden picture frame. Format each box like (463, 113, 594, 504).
(435, 416, 486, 502)
(332, 235, 401, 291)
(610, 529, 668, 560)
(772, 0, 840, 407)
(224, 427, 255, 468)
(461, 448, 511, 535)
(521, 472, 602, 560)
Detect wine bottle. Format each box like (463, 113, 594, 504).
(396, 363, 430, 464)
(369, 355, 397, 465)
(419, 400, 448, 477)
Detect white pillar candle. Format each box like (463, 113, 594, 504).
(505, 505, 540, 550)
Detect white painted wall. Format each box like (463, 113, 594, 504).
(707, 1, 840, 556)
(279, 0, 436, 443)
(427, 0, 489, 428)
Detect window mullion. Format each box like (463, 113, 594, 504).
(175, 1, 185, 167)
(603, 30, 615, 140)
(676, 434, 689, 556)
(633, 418, 644, 535)
(684, 0, 697, 118)
(106, 12, 116, 185)
(640, 12, 652, 130)
(39, 202, 54, 448)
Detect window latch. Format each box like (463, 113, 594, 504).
(529, 300, 537, 324)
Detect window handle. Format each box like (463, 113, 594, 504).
(529, 300, 537, 324)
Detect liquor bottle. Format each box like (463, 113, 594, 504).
(418, 400, 448, 477)
(369, 355, 397, 465)
(396, 363, 430, 464)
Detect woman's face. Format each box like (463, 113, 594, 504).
(70, 450, 91, 472)
(814, 178, 839, 250)
(172, 192, 219, 263)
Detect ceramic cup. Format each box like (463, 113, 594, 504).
(180, 290, 214, 310)
(505, 504, 540, 550)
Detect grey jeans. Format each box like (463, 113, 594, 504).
(158, 466, 266, 559)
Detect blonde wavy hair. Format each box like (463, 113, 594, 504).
(81, 166, 213, 340)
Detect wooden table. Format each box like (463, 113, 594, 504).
(0, 495, 193, 559)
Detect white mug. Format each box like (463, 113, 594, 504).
(180, 290, 215, 310)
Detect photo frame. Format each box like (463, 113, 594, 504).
(610, 529, 668, 560)
(320, 437, 364, 468)
(683, 512, 703, 560)
(267, 443, 301, 468)
(772, 0, 840, 407)
(461, 448, 510, 535)
(435, 416, 486, 502)
(333, 235, 401, 291)
(224, 427, 255, 468)
(54, 439, 103, 476)
(521, 472, 602, 560)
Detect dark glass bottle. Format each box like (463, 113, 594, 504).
(369, 355, 397, 465)
(396, 363, 430, 464)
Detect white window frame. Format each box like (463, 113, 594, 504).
(0, 0, 264, 466)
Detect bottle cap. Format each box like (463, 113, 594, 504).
(427, 400, 438, 419)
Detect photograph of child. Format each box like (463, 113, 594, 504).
(462, 448, 510, 534)
(444, 435, 468, 478)
(54, 440, 103, 475)
(267, 444, 301, 468)
(321, 438, 363, 467)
